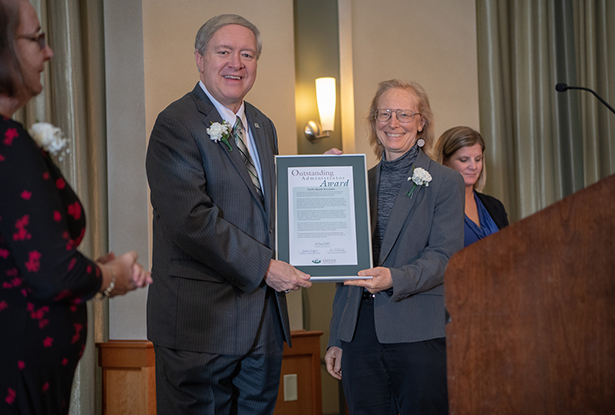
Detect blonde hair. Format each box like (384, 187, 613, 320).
(367, 79, 435, 160)
(435, 126, 487, 191)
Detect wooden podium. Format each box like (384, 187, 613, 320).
(445, 175, 615, 414)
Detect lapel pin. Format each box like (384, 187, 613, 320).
(254, 123, 260, 129)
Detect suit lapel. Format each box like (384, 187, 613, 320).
(368, 167, 379, 238)
(191, 85, 266, 211)
(378, 150, 432, 265)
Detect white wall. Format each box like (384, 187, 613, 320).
(347, 0, 480, 168)
(104, 0, 150, 339)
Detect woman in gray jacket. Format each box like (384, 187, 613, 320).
(325, 79, 464, 415)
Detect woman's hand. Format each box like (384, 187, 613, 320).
(343, 267, 392, 293)
(131, 260, 152, 289)
(324, 148, 343, 155)
(97, 251, 152, 297)
(95, 251, 115, 264)
(325, 346, 343, 380)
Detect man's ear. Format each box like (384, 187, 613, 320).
(195, 50, 203, 72)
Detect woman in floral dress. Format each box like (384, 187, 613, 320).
(0, 0, 151, 413)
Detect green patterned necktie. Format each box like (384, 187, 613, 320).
(233, 117, 264, 203)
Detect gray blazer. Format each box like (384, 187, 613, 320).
(328, 150, 464, 347)
(146, 84, 290, 355)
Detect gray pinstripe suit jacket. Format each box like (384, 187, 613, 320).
(328, 150, 464, 348)
(145, 84, 290, 355)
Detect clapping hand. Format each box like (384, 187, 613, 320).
(96, 251, 152, 297)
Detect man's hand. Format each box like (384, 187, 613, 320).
(343, 266, 392, 293)
(325, 346, 342, 380)
(264, 259, 312, 292)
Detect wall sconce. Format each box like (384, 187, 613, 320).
(304, 77, 336, 142)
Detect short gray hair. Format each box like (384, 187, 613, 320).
(195, 14, 262, 59)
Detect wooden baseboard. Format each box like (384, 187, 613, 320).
(274, 330, 323, 415)
(97, 331, 323, 415)
(96, 340, 156, 415)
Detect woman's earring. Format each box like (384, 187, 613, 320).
(417, 138, 425, 148)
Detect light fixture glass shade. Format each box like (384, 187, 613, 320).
(315, 77, 336, 132)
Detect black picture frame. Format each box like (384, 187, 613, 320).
(276, 154, 373, 280)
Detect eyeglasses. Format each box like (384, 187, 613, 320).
(375, 108, 420, 123)
(17, 32, 46, 50)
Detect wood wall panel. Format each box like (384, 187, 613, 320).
(274, 330, 323, 415)
(97, 340, 156, 415)
(97, 331, 323, 414)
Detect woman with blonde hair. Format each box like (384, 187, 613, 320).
(325, 79, 464, 414)
(436, 126, 509, 247)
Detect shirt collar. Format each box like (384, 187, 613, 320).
(199, 81, 246, 127)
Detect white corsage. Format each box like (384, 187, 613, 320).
(28, 122, 69, 161)
(407, 167, 432, 198)
(207, 121, 232, 151)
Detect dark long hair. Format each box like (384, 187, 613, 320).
(0, 0, 24, 97)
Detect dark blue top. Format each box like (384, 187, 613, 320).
(372, 144, 418, 265)
(464, 191, 500, 247)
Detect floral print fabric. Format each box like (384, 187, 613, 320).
(0, 117, 102, 414)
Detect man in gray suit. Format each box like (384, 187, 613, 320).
(145, 14, 311, 414)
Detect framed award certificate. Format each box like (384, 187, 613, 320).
(276, 154, 373, 282)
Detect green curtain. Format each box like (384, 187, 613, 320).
(476, 0, 615, 222)
(14, 0, 108, 413)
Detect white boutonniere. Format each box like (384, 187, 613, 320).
(207, 121, 232, 151)
(407, 167, 432, 198)
(28, 122, 69, 161)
